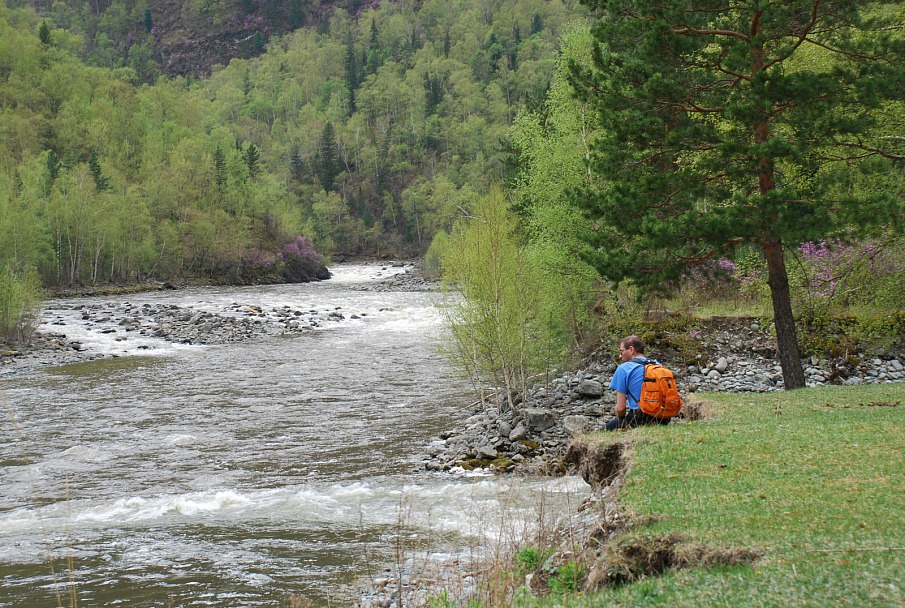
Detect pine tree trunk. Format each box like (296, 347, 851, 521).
(763, 237, 806, 390)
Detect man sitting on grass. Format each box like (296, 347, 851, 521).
(605, 335, 672, 431)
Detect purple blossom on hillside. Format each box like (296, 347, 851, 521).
(682, 257, 739, 292)
(246, 249, 277, 268)
(718, 258, 737, 275)
(278, 236, 318, 262)
(798, 240, 850, 299)
(796, 238, 904, 308)
(279, 236, 327, 283)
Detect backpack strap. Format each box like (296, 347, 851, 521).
(628, 358, 648, 405)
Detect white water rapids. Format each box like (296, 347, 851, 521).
(0, 264, 586, 606)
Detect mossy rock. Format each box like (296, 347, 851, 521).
(459, 458, 493, 470)
(491, 457, 514, 471)
(519, 439, 541, 451)
(457, 456, 514, 473)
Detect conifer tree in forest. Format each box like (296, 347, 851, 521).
(531, 14, 543, 35)
(38, 19, 51, 45)
(88, 151, 109, 192)
(317, 122, 339, 192)
(344, 34, 357, 113)
(289, 146, 303, 182)
(571, 1, 905, 390)
(244, 143, 260, 179)
(252, 32, 267, 54)
(44, 150, 60, 198)
(213, 146, 227, 194)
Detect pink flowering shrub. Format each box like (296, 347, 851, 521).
(278, 236, 329, 282)
(789, 237, 905, 331)
(676, 236, 905, 320)
(676, 256, 751, 308)
(234, 237, 329, 284)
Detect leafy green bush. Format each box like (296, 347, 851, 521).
(424, 230, 449, 280)
(440, 188, 571, 401)
(548, 560, 586, 594)
(0, 264, 42, 344)
(514, 546, 546, 573)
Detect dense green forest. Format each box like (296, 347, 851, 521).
(0, 0, 586, 289)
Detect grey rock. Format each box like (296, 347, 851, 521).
(524, 408, 555, 432)
(508, 424, 528, 442)
(476, 446, 498, 460)
(563, 415, 593, 436)
(576, 379, 603, 397)
(714, 357, 729, 372)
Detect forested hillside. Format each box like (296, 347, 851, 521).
(0, 0, 586, 288)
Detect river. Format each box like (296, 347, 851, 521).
(0, 264, 586, 607)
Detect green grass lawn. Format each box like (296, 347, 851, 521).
(527, 383, 905, 607)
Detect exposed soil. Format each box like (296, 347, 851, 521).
(586, 533, 760, 589)
(564, 440, 627, 491)
(564, 435, 760, 594)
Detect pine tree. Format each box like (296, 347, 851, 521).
(213, 146, 227, 192)
(13, 170, 24, 196)
(289, 145, 303, 182)
(366, 19, 381, 74)
(88, 151, 110, 192)
(252, 31, 267, 54)
(244, 143, 260, 179)
(317, 123, 339, 192)
(571, 0, 905, 390)
(44, 149, 60, 197)
(38, 20, 52, 45)
(344, 35, 357, 113)
(369, 19, 379, 49)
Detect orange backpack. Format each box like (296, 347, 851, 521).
(636, 362, 683, 418)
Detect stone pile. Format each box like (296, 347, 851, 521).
(0, 300, 360, 374)
(350, 262, 438, 292)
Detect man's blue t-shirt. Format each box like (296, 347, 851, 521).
(609, 357, 649, 409)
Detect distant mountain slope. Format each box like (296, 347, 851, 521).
(29, 0, 360, 77)
(146, 0, 347, 76)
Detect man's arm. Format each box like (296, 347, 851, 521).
(615, 391, 627, 418)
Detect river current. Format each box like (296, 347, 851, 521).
(0, 264, 585, 607)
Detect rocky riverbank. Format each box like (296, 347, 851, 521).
(0, 299, 364, 375)
(0, 263, 427, 376)
(421, 316, 905, 476)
